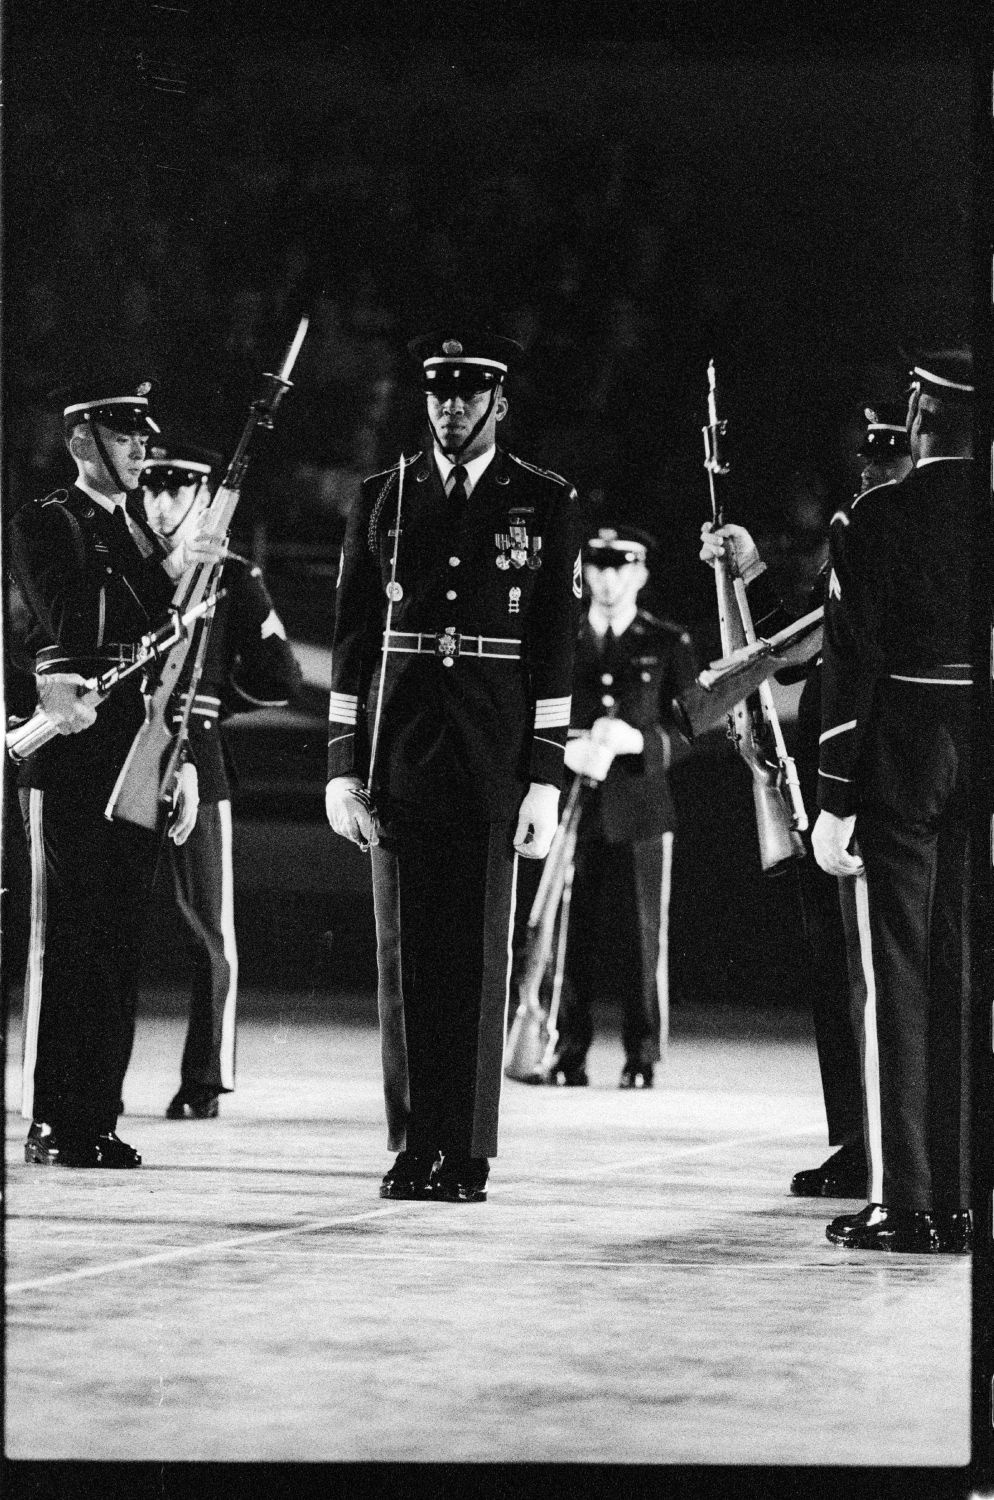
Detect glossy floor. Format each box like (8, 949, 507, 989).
(4, 998, 970, 1466)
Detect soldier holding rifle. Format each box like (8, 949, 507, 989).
(812, 350, 979, 1254)
(699, 401, 911, 1201)
(136, 438, 302, 1122)
(325, 328, 583, 1203)
(8, 373, 221, 1168)
(537, 524, 697, 1090)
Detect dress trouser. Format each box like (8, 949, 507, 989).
(795, 839, 864, 1148)
(556, 831, 673, 1069)
(169, 799, 238, 1094)
(19, 786, 159, 1139)
(371, 818, 519, 1160)
(836, 679, 972, 1212)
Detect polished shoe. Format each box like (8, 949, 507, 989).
(936, 1209, 972, 1254)
(379, 1150, 440, 1200)
(429, 1155, 490, 1203)
(619, 1062, 653, 1090)
(166, 1088, 220, 1120)
(25, 1122, 99, 1168)
(544, 1062, 588, 1087)
(826, 1203, 940, 1253)
(790, 1143, 865, 1198)
(94, 1131, 142, 1168)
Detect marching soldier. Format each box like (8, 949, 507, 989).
(700, 401, 912, 1199)
(540, 525, 697, 1089)
(137, 439, 302, 1120)
(8, 373, 217, 1167)
(812, 349, 979, 1253)
(325, 328, 583, 1202)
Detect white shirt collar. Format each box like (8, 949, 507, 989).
(914, 455, 972, 469)
(588, 601, 637, 638)
(76, 476, 126, 513)
(434, 445, 496, 498)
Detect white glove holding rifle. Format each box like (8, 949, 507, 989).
(34, 672, 99, 735)
(325, 774, 379, 850)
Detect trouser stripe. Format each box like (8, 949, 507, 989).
(217, 800, 238, 1091)
(21, 789, 46, 1120)
(853, 870, 884, 1202)
(494, 852, 520, 1130)
(656, 832, 674, 1057)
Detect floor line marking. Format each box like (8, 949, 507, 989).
(5, 1203, 409, 1293)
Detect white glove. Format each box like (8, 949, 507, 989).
(811, 810, 864, 878)
(513, 781, 560, 860)
(699, 521, 764, 584)
(35, 672, 99, 734)
(168, 761, 200, 845)
(163, 530, 228, 580)
(564, 735, 614, 782)
(325, 775, 379, 849)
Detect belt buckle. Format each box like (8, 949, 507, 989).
(436, 629, 459, 664)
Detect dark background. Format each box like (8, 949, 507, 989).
(0, 2, 978, 1007)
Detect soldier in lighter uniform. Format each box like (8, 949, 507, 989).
(325, 329, 583, 1203)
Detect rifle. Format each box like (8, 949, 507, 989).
(104, 315, 309, 829)
(702, 360, 805, 875)
(5, 593, 225, 763)
(504, 774, 587, 1081)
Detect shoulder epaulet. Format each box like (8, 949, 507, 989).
(505, 451, 573, 489)
(38, 488, 71, 508)
(362, 452, 423, 485)
(636, 608, 692, 644)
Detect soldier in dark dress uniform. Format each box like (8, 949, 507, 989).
(325, 329, 583, 1202)
(812, 349, 979, 1254)
(540, 525, 697, 1089)
(8, 375, 217, 1167)
(700, 402, 913, 1199)
(138, 439, 302, 1120)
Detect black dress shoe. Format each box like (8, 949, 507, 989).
(826, 1203, 940, 1253)
(619, 1063, 653, 1090)
(936, 1209, 972, 1254)
(429, 1155, 490, 1203)
(790, 1143, 865, 1198)
(166, 1089, 220, 1120)
(24, 1122, 99, 1168)
(379, 1150, 439, 1200)
(94, 1131, 142, 1168)
(544, 1062, 588, 1087)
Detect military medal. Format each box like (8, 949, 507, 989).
(508, 586, 521, 615)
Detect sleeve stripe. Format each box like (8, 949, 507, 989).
(327, 732, 355, 747)
(819, 720, 857, 744)
(818, 770, 852, 783)
(328, 693, 358, 725)
(533, 735, 566, 752)
(534, 695, 572, 728)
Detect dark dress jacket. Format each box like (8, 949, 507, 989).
(327, 446, 584, 825)
(8, 484, 174, 800)
(570, 609, 698, 844)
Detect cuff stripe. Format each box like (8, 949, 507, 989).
(819, 720, 857, 744)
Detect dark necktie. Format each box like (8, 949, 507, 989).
(449, 464, 469, 507)
(112, 504, 154, 559)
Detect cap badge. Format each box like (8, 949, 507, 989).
(442, 340, 463, 356)
(135, 382, 152, 397)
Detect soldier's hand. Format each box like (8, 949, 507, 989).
(513, 781, 560, 859)
(163, 530, 228, 580)
(564, 735, 614, 782)
(700, 522, 763, 582)
(325, 775, 379, 849)
(34, 672, 99, 734)
(169, 762, 200, 845)
(590, 716, 644, 758)
(811, 810, 864, 878)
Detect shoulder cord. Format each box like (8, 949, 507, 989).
(367, 470, 399, 555)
